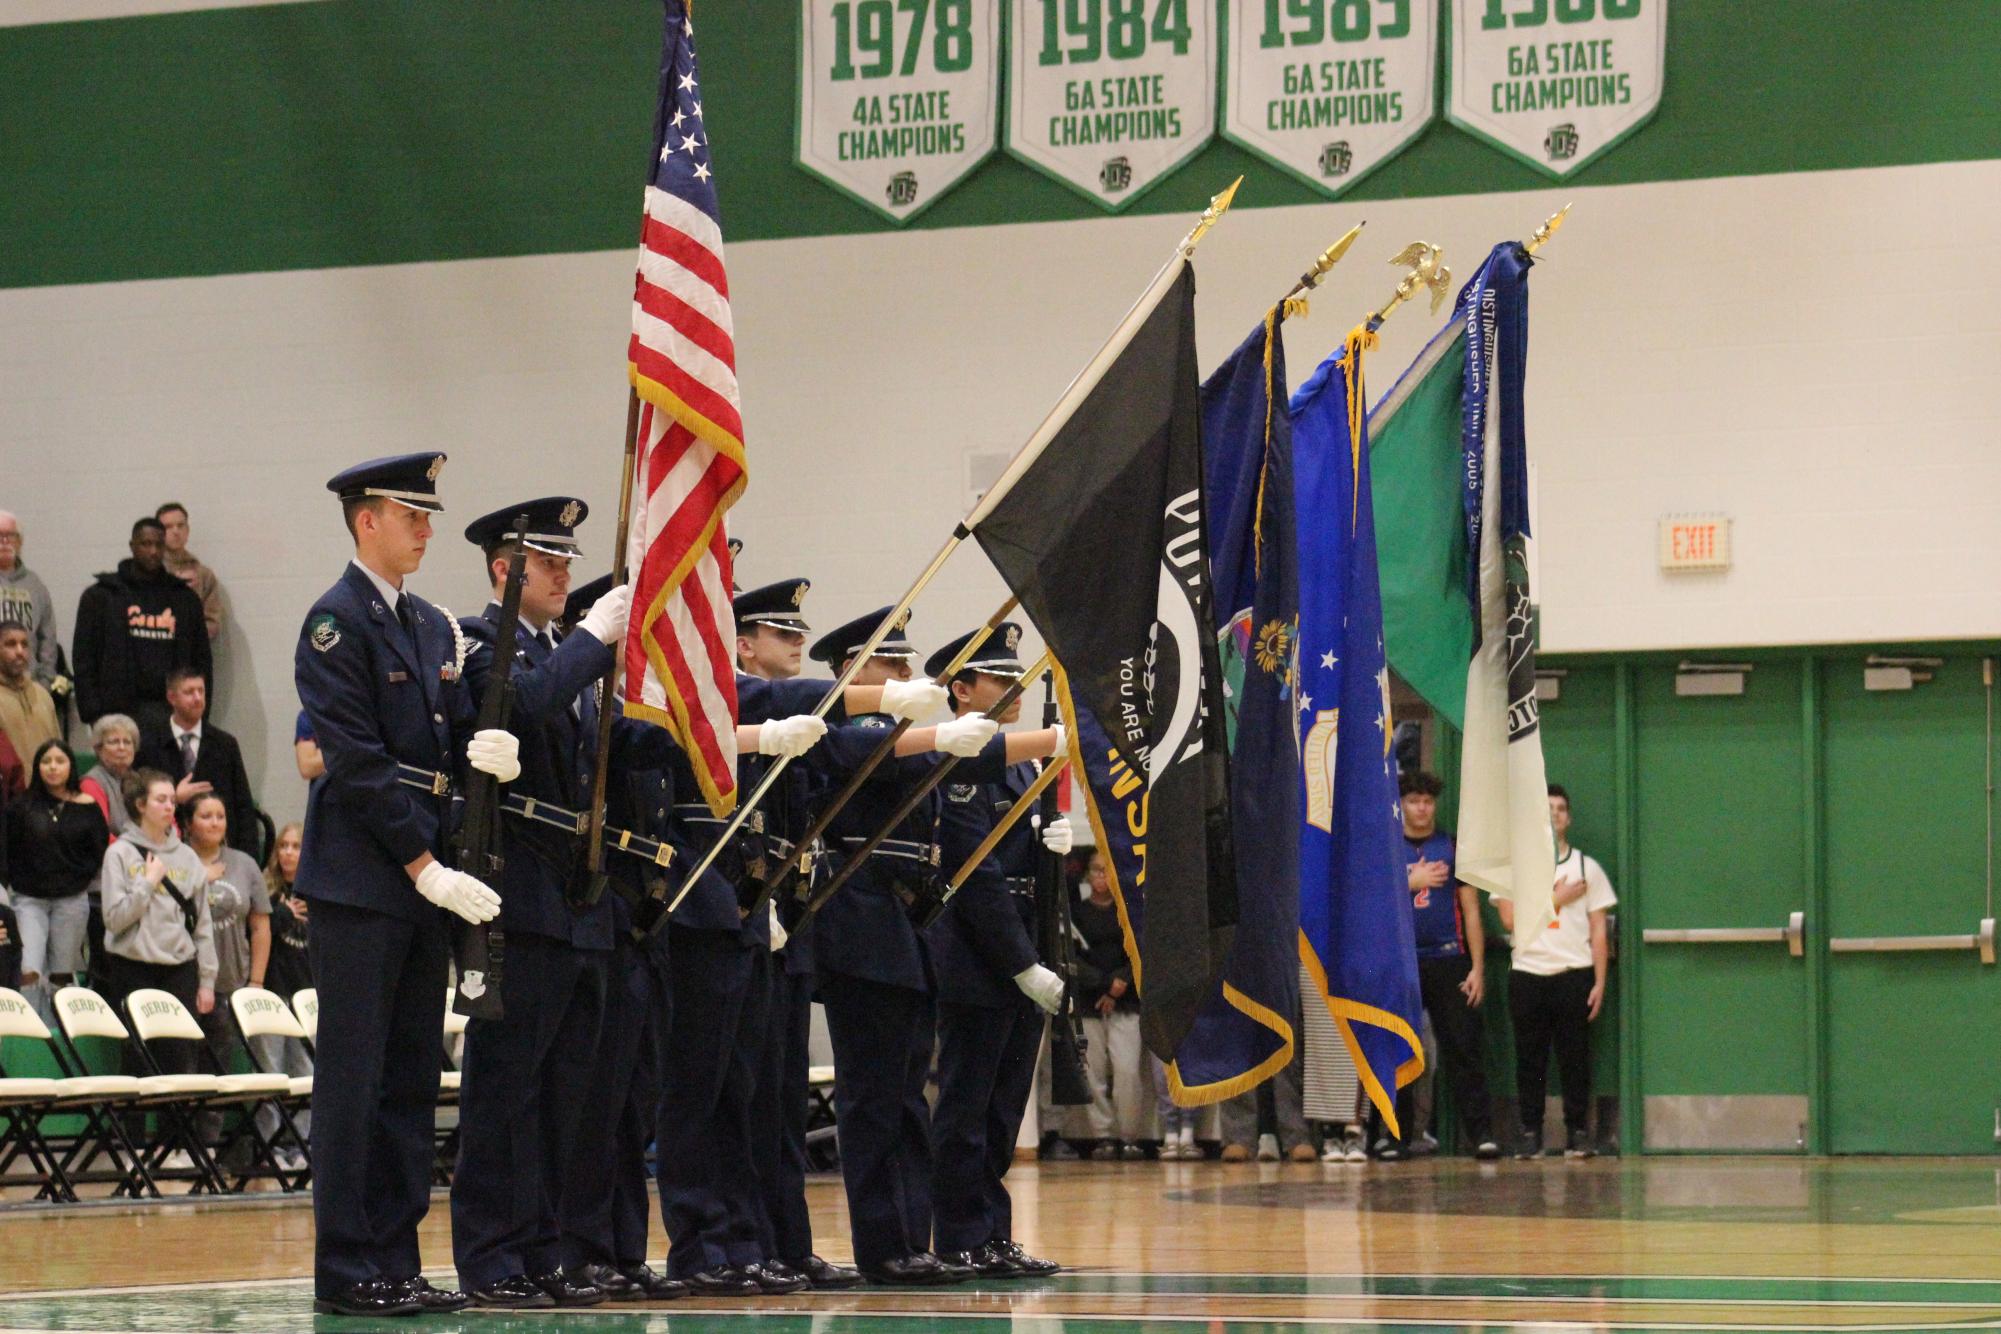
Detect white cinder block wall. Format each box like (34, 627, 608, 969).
(2, 160, 1995, 823)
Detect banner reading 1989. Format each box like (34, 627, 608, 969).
(1223, 0, 1437, 196)
(797, 0, 1001, 224)
(1006, 0, 1216, 211)
(1448, 0, 1667, 177)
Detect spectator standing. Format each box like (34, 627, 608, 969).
(1499, 784, 1615, 1159)
(0, 511, 62, 693)
(0, 621, 62, 794)
(261, 820, 314, 1150)
(73, 518, 210, 742)
(79, 714, 141, 989)
(1385, 772, 1500, 1160)
(156, 503, 224, 641)
(1071, 851, 1152, 1159)
(137, 667, 259, 857)
(97, 768, 215, 1078)
(183, 791, 270, 1157)
(3, 740, 108, 1023)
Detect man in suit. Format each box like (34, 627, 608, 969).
(295, 453, 516, 1318)
(926, 623, 1068, 1278)
(138, 666, 258, 855)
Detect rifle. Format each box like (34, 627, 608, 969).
(1035, 671, 1092, 1106)
(449, 514, 529, 1019)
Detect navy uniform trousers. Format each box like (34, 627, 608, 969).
(749, 935, 818, 1264)
(817, 964, 936, 1269)
(932, 995, 1042, 1252)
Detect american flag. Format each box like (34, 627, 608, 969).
(624, 0, 742, 815)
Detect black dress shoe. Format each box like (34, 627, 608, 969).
(744, 1260, 810, 1294)
(311, 1278, 421, 1317)
(617, 1263, 689, 1299)
(791, 1254, 862, 1290)
(940, 1245, 1021, 1278)
(468, 1275, 556, 1309)
(390, 1276, 471, 1312)
(581, 1263, 641, 1301)
(991, 1239, 1062, 1277)
(531, 1269, 607, 1307)
(862, 1253, 969, 1286)
(686, 1265, 762, 1297)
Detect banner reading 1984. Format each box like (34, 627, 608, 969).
(797, 0, 1001, 224)
(1007, 0, 1216, 211)
(1448, 0, 1667, 177)
(1223, 0, 1437, 196)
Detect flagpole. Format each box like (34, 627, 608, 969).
(654, 178, 1245, 912)
(578, 385, 644, 906)
(1363, 242, 1452, 334)
(938, 754, 1069, 897)
(1523, 203, 1572, 256)
(1278, 223, 1366, 310)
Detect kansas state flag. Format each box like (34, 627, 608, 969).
(1291, 329, 1425, 1132)
(1166, 308, 1299, 1103)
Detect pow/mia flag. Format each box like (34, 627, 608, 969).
(968, 263, 1234, 1061)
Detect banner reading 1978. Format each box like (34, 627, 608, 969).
(1448, 0, 1667, 177)
(797, 0, 1001, 224)
(1223, 0, 1438, 196)
(1006, 0, 1216, 211)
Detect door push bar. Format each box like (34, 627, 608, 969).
(1642, 911, 1806, 958)
(1828, 918, 1996, 965)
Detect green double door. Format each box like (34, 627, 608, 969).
(1536, 648, 1998, 1155)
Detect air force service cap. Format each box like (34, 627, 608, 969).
(924, 621, 1025, 682)
(326, 452, 447, 513)
(810, 605, 916, 668)
(463, 496, 588, 559)
(735, 579, 812, 634)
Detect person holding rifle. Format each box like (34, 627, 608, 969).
(295, 454, 517, 1319)
(926, 624, 1070, 1279)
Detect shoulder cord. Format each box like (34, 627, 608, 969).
(431, 603, 468, 676)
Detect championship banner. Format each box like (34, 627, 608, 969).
(1221, 0, 1436, 196)
(796, 0, 1000, 224)
(1005, 0, 1216, 211)
(1447, 0, 1667, 177)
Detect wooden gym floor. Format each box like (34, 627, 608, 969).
(5, 1156, 2001, 1330)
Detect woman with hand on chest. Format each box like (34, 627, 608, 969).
(98, 768, 215, 1076)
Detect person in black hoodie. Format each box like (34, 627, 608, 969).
(72, 518, 211, 745)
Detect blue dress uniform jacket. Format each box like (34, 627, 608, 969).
(294, 562, 473, 1301)
(929, 760, 1043, 1010)
(296, 563, 472, 920)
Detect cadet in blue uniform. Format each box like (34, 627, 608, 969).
(926, 624, 1069, 1278)
(555, 573, 687, 1303)
(804, 609, 1060, 1285)
(449, 498, 652, 1310)
(296, 454, 517, 1318)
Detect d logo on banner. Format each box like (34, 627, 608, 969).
(1222, 0, 1437, 196)
(1006, 0, 1216, 211)
(797, 0, 1002, 224)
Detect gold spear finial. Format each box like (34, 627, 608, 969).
(1524, 203, 1572, 256)
(1179, 176, 1244, 258)
(1281, 222, 1366, 312)
(1365, 242, 1450, 332)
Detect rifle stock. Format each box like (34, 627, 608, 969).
(449, 516, 530, 1019)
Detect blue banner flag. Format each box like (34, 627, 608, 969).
(1291, 329, 1425, 1132)
(1166, 309, 1300, 1103)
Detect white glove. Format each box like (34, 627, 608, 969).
(767, 900, 789, 952)
(1040, 814, 1075, 856)
(932, 714, 999, 758)
(1013, 963, 1065, 1015)
(415, 861, 502, 925)
(757, 714, 827, 758)
(579, 582, 632, 646)
(466, 729, 521, 783)
(1049, 723, 1067, 757)
(879, 678, 947, 722)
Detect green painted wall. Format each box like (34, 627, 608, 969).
(3, 0, 1998, 287)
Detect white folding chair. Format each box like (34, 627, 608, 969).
(228, 988, 314, 1189)
(125, 988, 293, 1193)
(0, 989, 71, 1200)
(0, 987, 161, 1201)
(291, 988, 319, 1046)
(50, 987, 203, 1196)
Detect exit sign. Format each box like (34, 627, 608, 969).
(1659, 514, 1731, 571)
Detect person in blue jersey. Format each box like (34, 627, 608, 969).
(448, 498, 664, 1311)
(805, 608, 1063, 1286)
(294, 453, 517, 1319)
(926, 622, 1069, 1278)
(1387, 770, 1499, 1161)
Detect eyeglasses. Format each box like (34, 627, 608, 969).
(0, 533, 19, 544)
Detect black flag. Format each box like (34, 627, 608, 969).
(970, 264, 1235, 1058)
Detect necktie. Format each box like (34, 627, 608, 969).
(179, 730, 198, 777)
(396, 595, 419, 653)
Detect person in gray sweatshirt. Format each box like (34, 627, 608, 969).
(0, 511, 62, 692)
(98, 767, 216, 1077)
